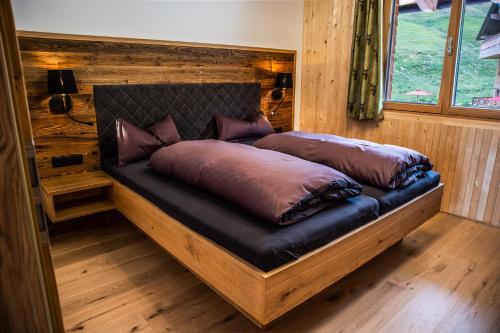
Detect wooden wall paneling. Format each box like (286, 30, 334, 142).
(483, 135, 500, 226)
(300, 0, 354, 135)
(0, 1, 63, 331)
(349, 115, 500, 226)
(469, 130, 492, 219)
(316, 0, 334, 135)
(368, 117, 498, 226)
(462, 129, 483, 217)
(449, 127, 468, 214)
(299, 0, 316, 133)
(454, 128, 475, 215)
(441, 126, 461, 212)
(483, 131, 499, 225)
(18, 32, 296, 179)
(476, 133, 498, 221)
(491, 185, 500, 227)
(439, 125, 454, 209)
(301, 0, 500, 226)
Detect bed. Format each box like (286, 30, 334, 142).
(94, 83, 444, 328)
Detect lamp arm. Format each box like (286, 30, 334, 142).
(270, 91, 285, 116)
(64, 109, 94, 126)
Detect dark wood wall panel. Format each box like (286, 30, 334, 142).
(18, 32, 296, 179)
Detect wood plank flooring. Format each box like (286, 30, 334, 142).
(50, 213, 500, 333)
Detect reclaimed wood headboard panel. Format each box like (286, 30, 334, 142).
(18, 31, 295, 179)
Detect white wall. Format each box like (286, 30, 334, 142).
(12, 0, 304, 129)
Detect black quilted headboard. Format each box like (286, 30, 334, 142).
(94, 83, 261, 160)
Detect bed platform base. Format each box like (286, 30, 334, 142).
(109, 178, 444, 328)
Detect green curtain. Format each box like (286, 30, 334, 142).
(347, 0, 384, 121)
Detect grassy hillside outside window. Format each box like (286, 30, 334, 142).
(384, 0, 500, 120)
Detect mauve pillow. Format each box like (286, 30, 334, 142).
(215, 113, 275, 141)
(149, 115, 181, 145)
(116, 119, 161, 167)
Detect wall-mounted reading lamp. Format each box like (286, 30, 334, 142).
(270, 72, 293, 116)
(47, 69, 93, 126)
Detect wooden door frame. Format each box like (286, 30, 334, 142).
(0, 0, 64, 331)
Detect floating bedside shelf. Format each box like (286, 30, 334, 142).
(40, 171, 115, 223)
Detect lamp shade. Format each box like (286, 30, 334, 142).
(47, 70, 78, 94)
(275, 72, 293, 89)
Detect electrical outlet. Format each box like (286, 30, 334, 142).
(51, 154, 84, 168)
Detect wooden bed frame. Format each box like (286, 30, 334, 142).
(108, 174, 444, 328)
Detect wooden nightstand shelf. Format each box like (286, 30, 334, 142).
(40, 171, 115, 223)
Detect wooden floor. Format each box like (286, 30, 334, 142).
(50, 212, 500, 333)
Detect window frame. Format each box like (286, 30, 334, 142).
(383, 0, 500, 121)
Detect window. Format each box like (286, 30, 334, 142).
(386, 2, 451, 106)
(385, 0, 500, 120)
(454, 1, 499, 108)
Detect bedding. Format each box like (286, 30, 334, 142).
(102, 158, 379, 271)
(116, 119, 161, 166)
(215, 113, 274, 141)
(231, 138, 440, 215)
(229, 137, 261, 145)
(116, 117, 181, 167)
(149, 114, 181, 146)
(149, 140, 362, 225)
(362, 171, 441, 214)
(254, 131, 433, 190)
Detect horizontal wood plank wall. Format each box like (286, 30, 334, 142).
(18, 31, 296, 179)
(300, 0, 500, 226)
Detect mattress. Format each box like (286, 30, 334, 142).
(102, 159, 379, 272)
(362, 171, 441, 215)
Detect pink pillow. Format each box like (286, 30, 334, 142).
(215, 113, 275, 141)
(116, 119, 161, 167)
(150, 115, 181, 145)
